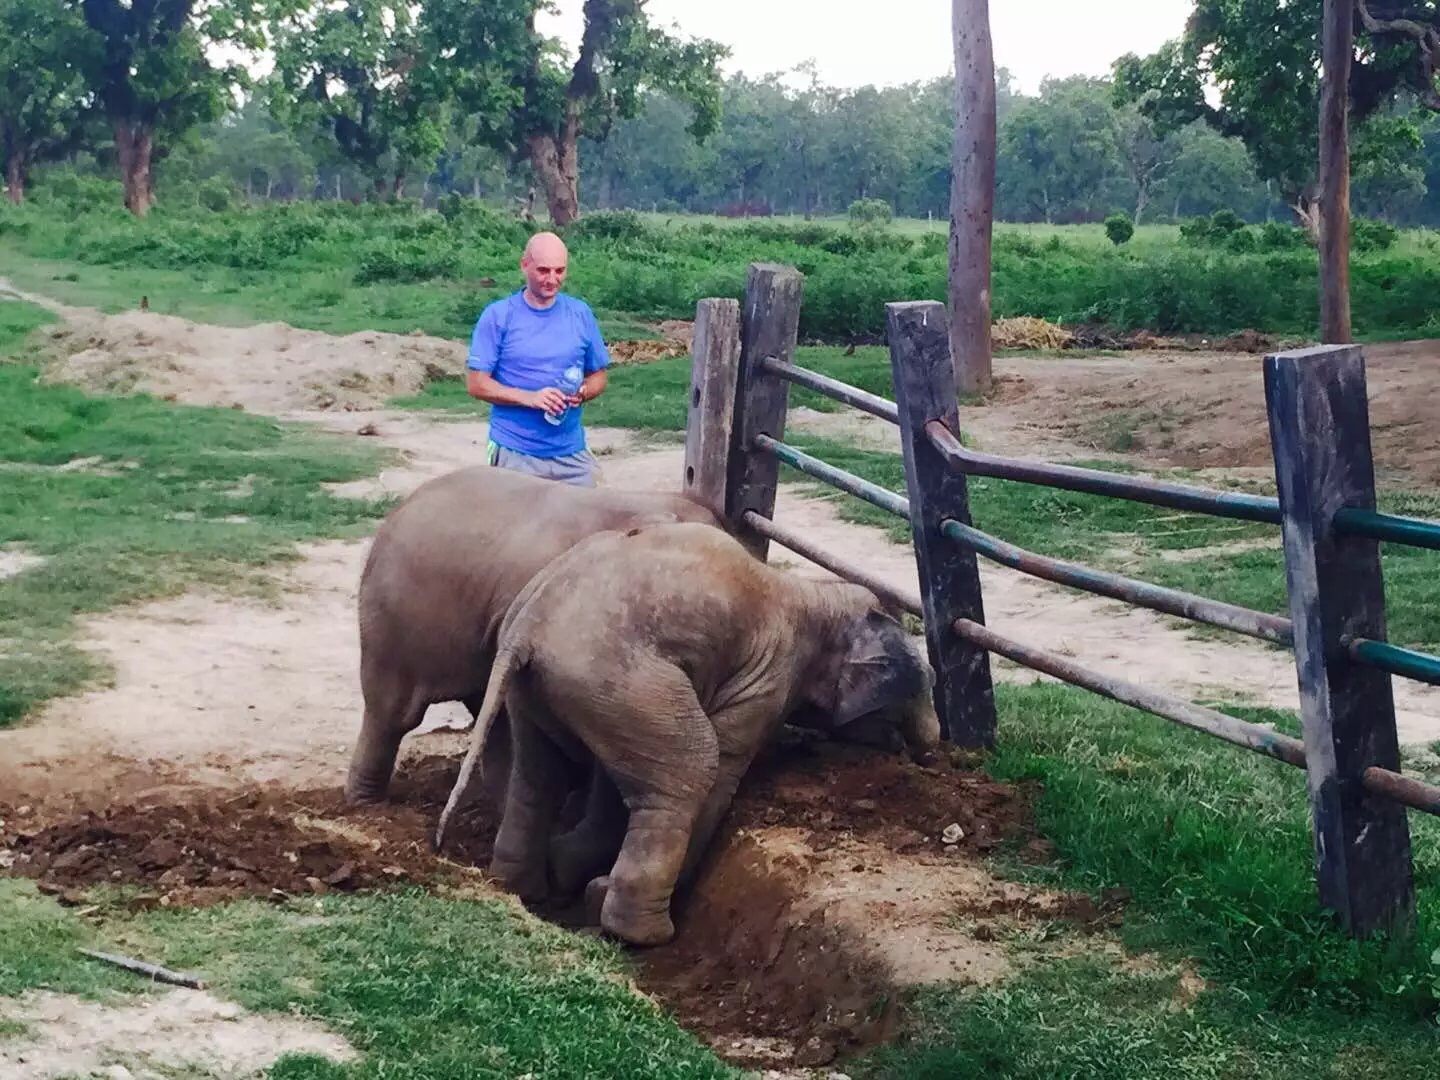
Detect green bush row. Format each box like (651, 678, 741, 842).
(4, 192, 1438, 341)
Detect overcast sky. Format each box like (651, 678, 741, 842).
(537, 1, 1197, 94)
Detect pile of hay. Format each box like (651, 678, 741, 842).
(992, 317, 1073, 350)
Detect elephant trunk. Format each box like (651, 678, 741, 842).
(900, 690, 942, 757)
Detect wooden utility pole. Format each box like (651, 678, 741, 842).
(1319, 0, 1353, 343)
(949, 0, 997, 396)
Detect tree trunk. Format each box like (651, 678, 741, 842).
(472, 176, 481, 199)
(528, 105, 581, 226)
(1134, 184, 1148, 225)
(392, 173, 405, 198)
(113, 121, 154, 217)
(4, 149, 23, 205)
(265, 176, 274, 200)
(1294, 196, 1323, 242)
(949, 0, 996, 398)
(1319, 0, 1353, 342)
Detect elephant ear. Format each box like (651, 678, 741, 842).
(833, 610, 934, 726)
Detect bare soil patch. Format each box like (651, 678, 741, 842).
(0, 987, 357, 1079)
(991, 341, 1440, 485)
(2, 739, 1111, 1071)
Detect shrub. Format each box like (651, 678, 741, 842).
(196, 177, 237, 213)
(1104, 212, 1134, 246)
(848, 197, 894, 229)
(567, 209, 649, 243)
(354, 240, 460, 284)
(1352, 218, 1399, 253)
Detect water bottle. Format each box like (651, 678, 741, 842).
(545, 363, 585, 426)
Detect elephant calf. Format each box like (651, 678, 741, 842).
(435, 521, 941, 947)
(347, 465, 723, 805)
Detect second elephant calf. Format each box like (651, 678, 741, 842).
(435, 520, 940, 946)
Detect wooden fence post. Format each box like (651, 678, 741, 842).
(725, 262, 805, 560)
(1264, 344, 1414, 936)
(887, 300, 997, 748)
(682, 298, 742, 520)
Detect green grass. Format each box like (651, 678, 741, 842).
(6, 197, 1440, 344)
(0, 294, 56, 354)
(0, 316, 394, 726)
(849, 683, 1440, 1077)
(857, 952, 1440, 1079)
(0, 880, 734, 1078)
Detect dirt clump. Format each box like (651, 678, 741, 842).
(0, 755, 497, 910)
(34, 309, 466, 413)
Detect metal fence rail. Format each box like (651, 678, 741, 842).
(1347, 637, 1440, 687)
(742, 510, 923, 616)
(926, 420, 1285, 525)
(756, 355, 901, 424)
(753, 434, 911, 519)
(954, 618, 1308, 766)
(1336, 507, 1440, 551)
(940, 518, 1294, 646)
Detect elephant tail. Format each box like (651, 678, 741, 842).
(432, 636, 528, 854)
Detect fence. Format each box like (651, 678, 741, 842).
(681, 261, 1440, 939)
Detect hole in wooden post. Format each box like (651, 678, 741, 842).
(685, 465, 695, 487)
(692, 386, 701, 408)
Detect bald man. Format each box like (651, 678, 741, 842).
(465, 232, 611, 486)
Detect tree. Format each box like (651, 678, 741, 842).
(1351, 111, 1429, 219)
(1114, 0, 1440, 232)
(434, 0, 727, 226)
(1154, 120, 1267, 219)
(1114, 102, 1181, 223)
(75, 0, 272, 216)
(997, 78, 1123, 223)
(269, 0, 450, 197)
(0, 0, 94, 204)
(950, 0, 996, 396)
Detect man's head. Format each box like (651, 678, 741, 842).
(520, 232, 568, 307)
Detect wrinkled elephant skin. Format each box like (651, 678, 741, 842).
(436, 522, 940, 947)
(346, 466, 723, 805)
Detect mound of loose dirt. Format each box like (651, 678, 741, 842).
(34, 310, 467, 413)
(0, 755, 497, 910)
(0, 737, 1118, 1071)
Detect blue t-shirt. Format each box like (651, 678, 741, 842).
(467, 291, 611, 458)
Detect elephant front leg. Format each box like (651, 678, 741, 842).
(345, 687, 428, 804)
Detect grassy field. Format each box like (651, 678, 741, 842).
(5, 193, 1440, 344)
(0, 296, 395, 726)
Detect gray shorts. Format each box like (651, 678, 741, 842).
(487, 441, 597, 487)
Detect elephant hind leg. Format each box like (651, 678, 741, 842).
(592, 673, 719, 947)
(345, 682, 428, 804)
(549, 765, 627, 896)
(489, 687, 584, 904)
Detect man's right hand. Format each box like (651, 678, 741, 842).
(529, 387, 569, 416)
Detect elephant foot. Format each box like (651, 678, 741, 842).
(489, 853, 550, 904)
(549, 830, 615, 896)
(594, 879, 676, 947)
(343, 774, 390, 805)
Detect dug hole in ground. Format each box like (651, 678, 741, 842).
(2, 285, 1439, 1075)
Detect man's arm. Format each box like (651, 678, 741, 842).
(575, 368, 607, 404)
(467, 370, 568, 415)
